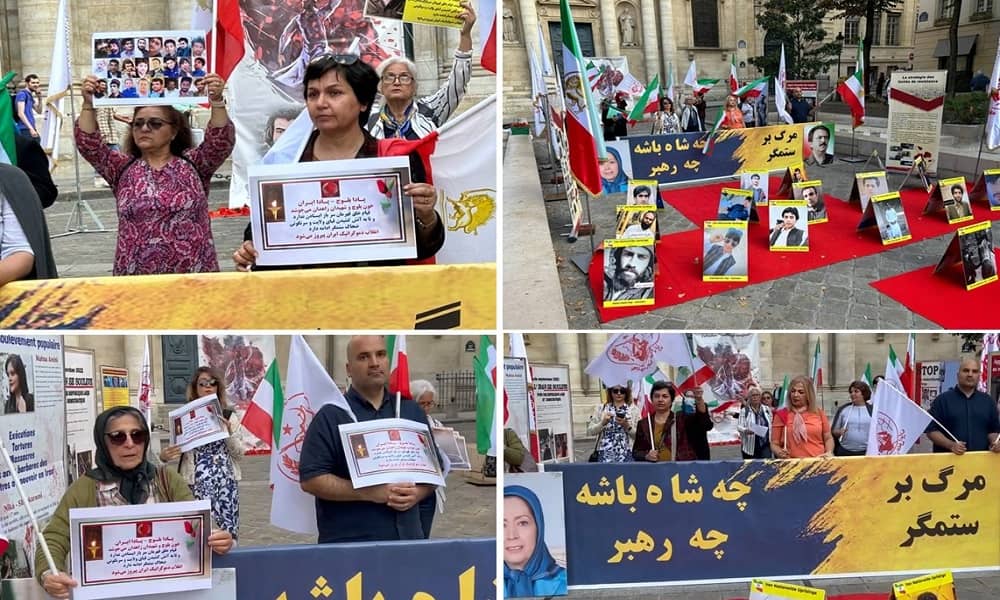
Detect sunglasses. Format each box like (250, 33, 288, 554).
(132, 118, 172, 130)
(609, 388, 626, 394)
(309, 53, 360, 67)
(197, 378, 218, 387)
(105, 429, 149, 446)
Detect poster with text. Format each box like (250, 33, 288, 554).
(100, 366, 129, 410)
(0, 335, 67, 579)
(339, 417, 445, 488)
(886, 71, 946, 174)
(503, 356, 536, 463)
(531, 364, 574, 463)
(64, 347, 97, 481)
(167, 394, 229, 453)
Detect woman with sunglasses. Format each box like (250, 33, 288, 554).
(36, 406, 234, 599)
(75, 72, 235, 276)
(233, 54, 444, 269)
(158, 367, 244, 540)
(368, 1, 476, 139)
(586, 384, 639, 463)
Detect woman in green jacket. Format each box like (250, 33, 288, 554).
(37, 406, 234, 599)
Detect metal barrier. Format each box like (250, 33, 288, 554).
(435, 370, 476, 419)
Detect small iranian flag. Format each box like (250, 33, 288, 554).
(478, 0, 497, 73)
(860, 362, 873, 387)
(628, 74, 660, 123)
(774, 374, 789, 408)
(241, 358, 283, 450)
(736, 76, 769, 99)
(729, 53, 739, 93)
(387, 335, 411, 399)
(903, 333, 916, 400)
(684, 60, 719, 95)
(702, 107, 726, 156)
(810, 339, 823, 387)
(474, 335, 497, 456)
(0, 71, 17, 165)
(885, 343, 907, 398)
(837, 40, 866, 129)
(560, 0, 604, 194)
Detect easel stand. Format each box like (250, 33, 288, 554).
(52, 83, 111, 238)
(567, 191, 596, 274)
(860, 149, 884, 170)
(840, 127, 868, 164)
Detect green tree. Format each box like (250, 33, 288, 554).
(818, 0, 904, 96)
(750, 0, 843, 78)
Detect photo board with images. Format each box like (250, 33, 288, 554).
(626, 179, 658, 205)
(802, 122, 835, 167)
(934, 220, 998, 291)
(767, 200, 809, 251)
(871, 191, 912, 245)
(702, 220, 748, 282)
(616, 204, 658, 239)
(927, 176, 975, 225)
(530, 364, 574, 463)
(776, 162, 808, 198)
(504, 472, 568, 598)
(890, 570, 956, 600)
(740, 171, 769, 206)
(91, 31, 210, 107)
(602, 238, 655, 307)
(848, 171, 889, 212)
(792, 179, 826, 224)
(715, 187, 759, 222)
(968, 168, 1000, 211)
(749, 579, 826, 600)
(247, 157, 416, 266)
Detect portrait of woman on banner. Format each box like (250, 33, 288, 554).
(504, 485, 568, 598)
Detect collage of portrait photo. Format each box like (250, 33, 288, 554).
(91, 30, 211, 105)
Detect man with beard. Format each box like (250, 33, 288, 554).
(604, 244, 654, 301)
(925, 357, 1000, 454)
(802, 185, 825, 220)
(622, 210, 655, 238)
(804, 124, 833, 166)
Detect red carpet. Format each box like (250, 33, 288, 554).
(589, 178, 999, 323)
(870, 250, 1000, 328)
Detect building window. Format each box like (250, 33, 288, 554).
(977, 0, 993, 13)
(870, 12, 881, 46)
(885, 13, 900, 45)
(691, 0, 719, 48)
(844, 17, 860, 45)
(939, 0, 955, 19)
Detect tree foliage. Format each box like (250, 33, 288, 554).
(818, 0, 904, 91)
(750, 0, 843, 79)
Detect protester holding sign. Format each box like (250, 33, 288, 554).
(368, 1, 477, 140)
(35, 407, 234, 599)
(631, 381, 675, 462)
(158, 367, 244, 540)
(75, 73, 235, 276)
(233, 57, 444, 270)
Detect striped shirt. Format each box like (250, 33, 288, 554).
(95, 107, 120, 145)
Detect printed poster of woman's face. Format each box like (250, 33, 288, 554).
(92, 31, 209, 105)
(504, 473, 568, 598)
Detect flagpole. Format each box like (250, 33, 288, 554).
(0, 445, 58, 575)
(395, 391, 401, 419)
(973, 115, 988, 180)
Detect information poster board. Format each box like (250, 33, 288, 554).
(503, 357, 535, 461)
(886, 71, 946, 174)
(64, 347, 98, 480)
(530, 364, 574, 464)
(100, 366, 130, 410)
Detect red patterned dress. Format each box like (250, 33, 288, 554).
(74, 121, 235, 275)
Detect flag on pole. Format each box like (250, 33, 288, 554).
(0, 71, 18, 165)
(0, 523, 7, 555)
(665, 62, 675, 104)
(729, 53, 740, 93)
(903, 333, 916, 400)
(866, 380, 932, 455)
(242, 358, 283, 451)
(474, 335, 497, 456)
(987, 45, 1000, 149)
(702, 107, 726, 156)
(659, 334, 713, 395)
(560, 0, 605, 194)
(479, 0, 497, 73)
(684, 60, 719, 95)
(860, 363, 873, 387)
(537, 24, 553, 76)
(884, 343, 913, 400)
(208, 0, 247, 81)
(387, 335, 411, 400)
(39, 0, 70, 170)
(138, 337, 152, 426)
(736, 76, 769, 99)
(269, 336, 355, 534)
(774, 374, 789, 408)
(584, 334, 706, 388)
(810, 339, 823, 387)
(979, 333, 1000, 392)
(837, 40, 866, 129)
(528, 47, 547, 136)
(628, 74, 660, 123)
(775, 44, 793, 125)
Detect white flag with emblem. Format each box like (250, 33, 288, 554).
(866, 379, 932, 456)
(269, 335, 355, 534)
(584, 334, 683, 387)
(432, 95, 497, 263)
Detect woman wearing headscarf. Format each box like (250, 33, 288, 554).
(3, 354, 33, 414)
(831, 380, 873, 457)
(770, 375, 833, 459)
(503, 485, 567, 597)
(600, 146, 629, 194)
(36, 406, 233, 599)
(586, 383, 639, 463)
(737, 386, 773, 459)
(368, 1, 476, 139)
(158, 367, 244, 540)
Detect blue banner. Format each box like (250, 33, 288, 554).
(215, 538, 495, 599)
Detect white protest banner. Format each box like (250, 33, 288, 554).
(167, 395, 229, 453)
(531, 363, 574, 463)
(64, 347, 98, 479)
(69, 500, 211, 599)
(885, 71, 946, 175)
(339, 417, 445, 488)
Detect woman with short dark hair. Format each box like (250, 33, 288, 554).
(831, 380, 873, 456)
(586, 384, 639, 463)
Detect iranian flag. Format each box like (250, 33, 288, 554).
(241, 358, 283, 451)
(0, 524, 6, 555)
(837, 40, 866, 129)
(560, 0, 604, 195)
(660, 334, 713, 395)
(774, 374, 789, 408)
(775, 44, 793, 125)
(387, 335, 411, 399)
(138, 336, 152, 427)
(729, 53, 739, 93)
(209, 0, 247, 80)
(810, 339, 823, 387)
(903, 334, 916, 398)
(736, 76, 769, 99)
(884, 342, 911, 400)
(684, 60, 718, 95)
(702, 106, 726, 156)
(860, 362, 873, 387)
(474, 335, 497, 456)
(0, 71, 17, 164)
(479, 0, 497, 72)
(628, 74, 660, 123)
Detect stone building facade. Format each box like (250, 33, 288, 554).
(913, 0, 1000, 90)
(502, 0, 918, 120)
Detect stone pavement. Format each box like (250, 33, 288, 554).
(531, 129, 1000, 330)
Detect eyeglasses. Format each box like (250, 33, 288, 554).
(381, 73, 414, 85)
(309, 53, 360, 67)
(197, 378, 218, 387)
(132, 118, 172, 130)
(609, 388, 626, 394)
(105, 429, 149, 446)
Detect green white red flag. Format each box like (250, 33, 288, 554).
(810, 339, 822, 387)
(241, 358, 283, 451)
(860, 362, 873, 387)
(0, 71, 18, 165)
(628, 74, 660, 123)
(684, 60, 719, 95)
(729, 53, 739, 93)
(736, 76, 769, 99)
(560, 0, 605, 194)
(837, 40, 866, 129)
(387, 335, 411, 400)
(474, 335, 497, 456)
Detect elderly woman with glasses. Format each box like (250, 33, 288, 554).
(368, 1, 476, 139)
(158, 367, 244, 541)
(586, 384, 640, 463)
(737, 386, 773, 459)
(233, 53, 444, 270)
(75, 72, 234, 276)
(36, 406, 234, 599)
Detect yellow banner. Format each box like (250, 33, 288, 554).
(402, 0, 463, 27)
(100, 366, 130, 410)
(0, 265, 495, 329)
